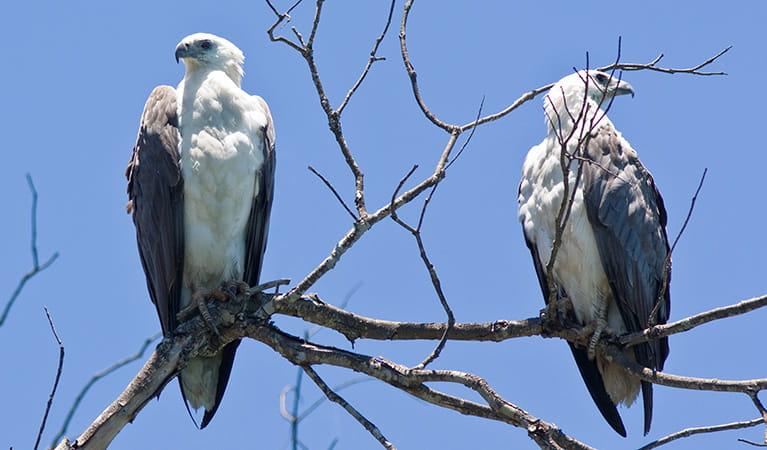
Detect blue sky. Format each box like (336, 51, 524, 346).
(1, 1, 765, 449)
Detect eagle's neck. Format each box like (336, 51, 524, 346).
(182, 61, 243, 88)
(544, 89, 609, 137)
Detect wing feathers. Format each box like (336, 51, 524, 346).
(126, 85, 184, 335)
(583, 124, 671, 434)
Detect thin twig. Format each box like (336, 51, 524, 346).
(266, 0, 369, 218)
(620, 294, 767, 347)
(303, 366, 397, 450)
(49, 333, 161, 448)
(296, 378, 371, 422)
(604, 345, 767, 393)
(308, 165, 358, 221)
(650, 168, 707, 325)
(445, 96, 485, 170)
(604, 46, 732, 76)
(638, 418, 763, 449)
(265, 0, 306, 52)
(399, 0, 457, 132)
(389, 166, 455, 369)
(35, 307, 64, 450)
(748, 391, 767, 445)
(336, 0, 396, 116)
(458, 46, 730, 132)
(1, 175, 59, 327)
(290, 364, 304, 450)
(738, 439, 767, 447)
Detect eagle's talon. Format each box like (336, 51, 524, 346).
(191, 289, 222, 339)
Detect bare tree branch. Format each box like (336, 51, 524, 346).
(651, 167, 707, 325)
(638, 418, 763, 450)
(265, 0, 306, 52)
(52, 278, 767, 450)
(390, 169, 454, 369)
(604, 345, 767, 393)
(49, 333, 161, 448)
(399, 0, 456, 132)
(35, 307, 64, 450)
(303, 366, 396, 450)
(336, 0, 396, 116)
(266, 0, 393, 219)
(281, 284, 364, 450)
(619, 294, 767, 347)
(738, 438, 767, 447)
(296, 378, 370, 422)
(458, 46, 730, 132)
(308, 165, 358, 221)
(54, 292, 592, 450)
(54, 336, 188, 450)
(602, 46, 732, 76)
(1, 175, 59, 328)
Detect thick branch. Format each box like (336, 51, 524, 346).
(54, 294, 590, 450)
(50, 333, 160, 448)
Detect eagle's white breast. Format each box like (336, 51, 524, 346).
(518, 134, 638, 405)
(177, 70, 268, 294)
(518, 137, 625, 329)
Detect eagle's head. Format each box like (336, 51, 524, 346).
(559, 70, 635, 104)
(544, 70, 634, 133)
(175, 33, 245, 84)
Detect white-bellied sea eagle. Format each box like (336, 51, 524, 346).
(517, 70, 670, 437)
(126, 33, 276, 428)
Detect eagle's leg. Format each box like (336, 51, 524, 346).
(587, 296, 609, 360)
(176, 288, 229, 338)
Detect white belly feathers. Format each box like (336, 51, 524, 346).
(178, 71, 267, 293)
(518, 139, 627, 334)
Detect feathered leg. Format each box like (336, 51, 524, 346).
(588, 296, 609, 360)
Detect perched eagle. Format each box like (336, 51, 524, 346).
(126, 33, 276, 428)
(518, 71, 670, 436)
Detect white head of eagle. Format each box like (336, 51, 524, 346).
(543, 70, 635, 134)
(175, 33, 245, 85)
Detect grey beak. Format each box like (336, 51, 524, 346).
(615, 80, 635, 98)
(174, 43, 190, 63)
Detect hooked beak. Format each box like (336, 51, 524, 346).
(614, 80, 635, 98)
(174, 42, 191, 63)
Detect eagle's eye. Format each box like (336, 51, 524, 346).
(594, 73, 609, 85)
(200, 40, 212, 50)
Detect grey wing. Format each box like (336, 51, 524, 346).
(582, 124, 671, 433)
(243, 96, 276, 286)
(126, 85, 184, 335)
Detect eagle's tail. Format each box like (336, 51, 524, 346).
(178, 340, 241, 429)
(569, 343, 627, 437)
